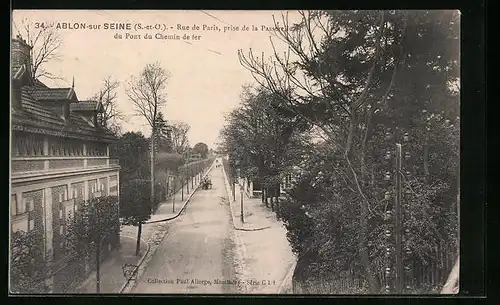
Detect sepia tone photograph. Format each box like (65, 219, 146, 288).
(9, 10, 460, 295)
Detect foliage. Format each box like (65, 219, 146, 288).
(192, 142, 209, 158)
(156, 152, 185, 172)
(220, 87, 310, 188)
(237, 10, 459, 293)
(120, 180, 153, 226)
(10, 229, 51, 293)
(153, 111, 171, 154)
(110, 131, 150, 180)
(64, 196, 120, 261)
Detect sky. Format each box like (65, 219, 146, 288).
(12, 10, 302, 149)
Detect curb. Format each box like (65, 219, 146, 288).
(144, 162, 215, 225)
(120, 161, 216, 293)
(119, 235, 151, 293)
(277, 260, 297, 294)
(220, 165, 270, 232)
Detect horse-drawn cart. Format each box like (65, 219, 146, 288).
(201, 177, 212, 190)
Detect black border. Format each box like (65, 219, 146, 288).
(7, 0, 488, 304)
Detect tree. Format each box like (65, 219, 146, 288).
(170, 121, 191, 155)
(220, 86, 310, 207)
(13, 18, 63, 81)
(192, 142, 209, 159)
(110, 132, 150, 181)
(238, 10, 459, 293)
(120, 180, 153, 256)
(153, 111, 171, 154)
(10, 230, 51, 293)
(156, 152, 185, 196)
(93, 76, 123, 136)
(65, 196, 119, 293)
(157, 152, 185, 172)
(126, 62, 170, 207)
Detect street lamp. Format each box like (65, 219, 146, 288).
(240, 184, 244, 223)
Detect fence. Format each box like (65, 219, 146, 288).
(292, 270, 368, 294)
(292, 244, 457, 294)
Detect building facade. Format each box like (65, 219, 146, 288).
(10, 36, 120, 292)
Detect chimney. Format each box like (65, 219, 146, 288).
(12, 35, 33, 78)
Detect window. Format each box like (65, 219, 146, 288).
(58, 189, 68, 203)
(12, 196, 34, 216)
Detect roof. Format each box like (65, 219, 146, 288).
(11, 87, 116, 143)
(70, 101, 103, 112)
(29, 88, 77, 101)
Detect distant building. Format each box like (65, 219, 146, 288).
(10, 35, 120, 292)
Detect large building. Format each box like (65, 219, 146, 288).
(10, 35, 120, 292)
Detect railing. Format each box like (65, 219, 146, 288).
(11, 156, 120, 175)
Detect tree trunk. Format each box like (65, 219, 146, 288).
(261, 188, 265, 203)
(264, 188, 269, 207)
(166, 169, 170, 197)
(96, 230, 101, 293)
(136, 222, 142, 256)
(345, 113, 357, 156)
(150, 129, 155, 207)
(270, 186, 274, 212)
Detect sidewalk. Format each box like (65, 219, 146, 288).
(220, 166, 297, 294)
(121, 162, 215, 292)
(77, 162, 215, 293)
(75, 235, 147, 293)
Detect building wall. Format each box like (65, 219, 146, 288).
(10, 131, 120, 293)
(11, 168, 120, 292)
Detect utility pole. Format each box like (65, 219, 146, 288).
(395, 143, 403, 293)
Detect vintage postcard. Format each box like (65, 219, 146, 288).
(10, 10, 460, 295)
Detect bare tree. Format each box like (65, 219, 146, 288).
(93, 76, 123, 135)
(170, 121, 191, 155)
(13, 18, 63, 81)
(126, 62, 170, 206)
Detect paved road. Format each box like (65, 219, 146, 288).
(131, 166, 239, 293)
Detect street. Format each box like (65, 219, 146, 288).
(131, 166, 240, 293)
